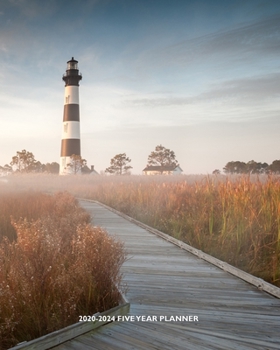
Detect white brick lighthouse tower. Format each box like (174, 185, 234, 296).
(59, 57, 82, 175)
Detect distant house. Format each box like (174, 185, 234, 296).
(81, 165, 99, 175)
(89, 165, 99, 175)
(142, 165, 183, 175)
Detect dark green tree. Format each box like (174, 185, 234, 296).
(246, 160, 268, 174)
(246, 160, 259, 174)
(105, 153, 132, 175)
(259, 162, 269, 173)
(147, 145, 179, 168)
(224, 160, 269, 174)
(267, 160, 280, 174)
(223, 161, 247, 174)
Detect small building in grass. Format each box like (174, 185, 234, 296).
(142, 165, 183, 175)
(81, 165, 99, 175)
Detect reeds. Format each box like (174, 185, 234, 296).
(27, 172, 277, 288)
(90, 174, 280, 286)
(0, 191, 125, 349)
(1, 173, 279, 287)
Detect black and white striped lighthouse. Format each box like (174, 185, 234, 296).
(59, 57, 82, 175)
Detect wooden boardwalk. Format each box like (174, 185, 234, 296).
(52, 200, 280, 350)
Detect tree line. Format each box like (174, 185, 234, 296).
(215, 160, 280, 174)
(3, 149, 280, 176)
(104, 144, 179, 175)
(1, 145, 180, 175)
(0, 150, 60, 174)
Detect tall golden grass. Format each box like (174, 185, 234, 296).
(0, 191, 125, 349)
(63, 173, 279, 287)
(1, 173, 279, 288)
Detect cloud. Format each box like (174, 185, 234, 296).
(124, 96, 193, 107)
(130, 14, 280, 74)
(199, 72, 280, 103)
(123, 72, 280, 108)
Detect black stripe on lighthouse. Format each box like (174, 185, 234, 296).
(60, 139, 80, 156)
(63, 104, 80, 122)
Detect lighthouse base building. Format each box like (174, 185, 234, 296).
(60, 57, 82, 175)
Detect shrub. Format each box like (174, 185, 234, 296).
(0, 192, 125, 349)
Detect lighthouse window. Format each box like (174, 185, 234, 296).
(67, 62, 78, 70)
(65, 95, 70, 103)
(64, 123, 68, 133)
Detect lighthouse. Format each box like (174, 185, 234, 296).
(59, 57, 82, 175)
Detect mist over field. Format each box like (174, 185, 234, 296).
(0, 172, 279, 287)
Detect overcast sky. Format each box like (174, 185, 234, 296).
(0, 0, 280, 174)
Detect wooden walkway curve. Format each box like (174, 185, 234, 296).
(51, 200, 280, 350)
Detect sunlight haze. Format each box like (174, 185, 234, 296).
(1, 0, 279, 174)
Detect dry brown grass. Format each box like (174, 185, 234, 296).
(0, 191, 89, 242)
(84, 174, 280, 286)
(1, 172, 279, 287)
(0, 191, 125, 349)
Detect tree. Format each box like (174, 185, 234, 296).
(3, 164, 12, 173)
(66, 154, 87, 174)
(105, 153, 132, 175)
(44, 162, 59, 174)
(246, 160, 268, 174)
(10, 150, 37, 172)
(259, 162, 269, 174)
(223, 161, 247, 174)
(246, 160, 259, 174)
(223, 160, 269, 174)
(147, 145, 179, 168)
(267, 160, 280, 174)
(30, 161, 44, 173)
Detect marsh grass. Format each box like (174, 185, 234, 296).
(0, 191, 125, 349)
(110, 175, 280, 286)
(1, 173, 279, 288)
(15, 172, 278, 287)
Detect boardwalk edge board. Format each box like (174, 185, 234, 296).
(10, 293, 130, 349)
(83, 199, 280, 299)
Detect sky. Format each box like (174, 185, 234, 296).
(0, 0, 280, 175)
